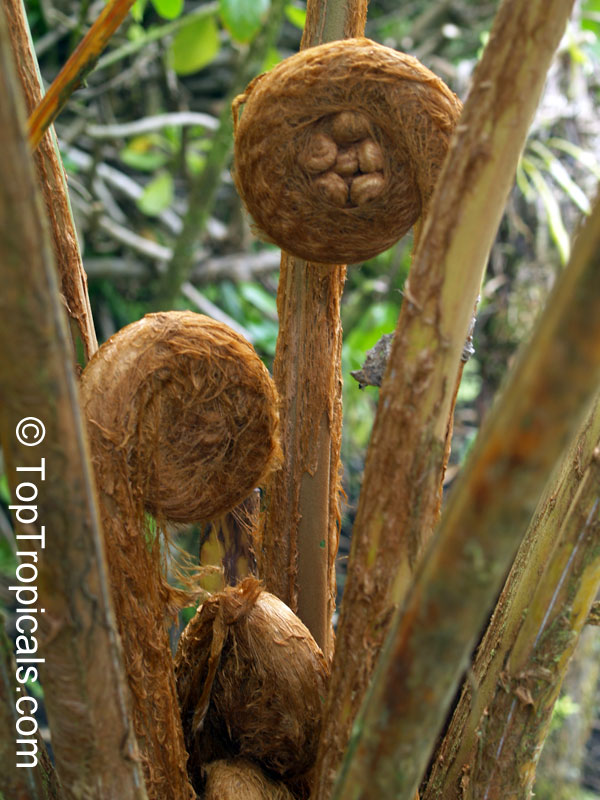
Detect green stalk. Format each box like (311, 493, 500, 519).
(422, 393, 600, 800)
(314, 0, 577, 796)
(334, 180, 600, 800)
(0, 7, 146, 796)
(471, 453, 600, 798)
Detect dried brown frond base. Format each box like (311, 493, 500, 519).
(175, 577, 329, 798)
(203, 759, 296, 800)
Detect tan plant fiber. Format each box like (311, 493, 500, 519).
(203, 759, 296, 800)
(82, 311, 281, 523)
(175, 577, 329, 797)
(80, 311, 281, 799)
(232, 38, 462, 264)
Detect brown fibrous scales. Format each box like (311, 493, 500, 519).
(203, 759, 296, 800)
(175, 578, 329, 797)
(233, 38, 462, 264)
(81, 311, 281, 524)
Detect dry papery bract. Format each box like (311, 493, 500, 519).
(233, 37, 462, 264)
(175, 577, 330, 798)
(80, 311, 281, 798)
(203, 759, 296, 800)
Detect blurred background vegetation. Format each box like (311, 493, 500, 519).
(1, 0, 599, 795)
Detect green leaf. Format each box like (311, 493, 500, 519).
(137, 171, 174, 216)
(219, 0, 269, 43)
(184, 135, 210, 174)
(0, 536, 17, 577)
(263, 45, 281, 70)
(547, 137, 600, 180)
(131, 0, 148, 22)
(549, 693, 580, 733)
(151, 0, 183, 20)
(185, 149, 206, 175)
(239, 282, 277, 318)
(0, 473, 10, 503)
(245, 320, 278, 356)
(515, 160, 535, 202)
(180, 605, 198, 626)
(529, 140, 591, 214)
(457, 358, 482, 404)
(521, 158, 570, 264)
(342, 342, 378, 446)
(127, 22, 147, 41)
(284, 4, 306, 30)
(344, 301, 398, 380)
(120, 149, 170, 171)
(120, 135, 171, 171)
(170, 14, 220, 75)
(219, 281, 244, 319)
